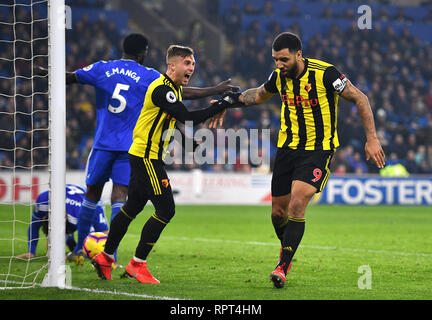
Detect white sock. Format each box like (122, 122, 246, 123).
(133, 256, 146, 263)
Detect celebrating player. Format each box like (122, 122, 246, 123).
(91, 45, 232, 283)
(212, 32, 385, 288)
(16, 184, 108, 260)
(65, 33, 238, 264)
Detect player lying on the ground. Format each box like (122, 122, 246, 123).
(16, 184, 108, 262)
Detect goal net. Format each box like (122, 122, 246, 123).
(0, 0, 66, 289)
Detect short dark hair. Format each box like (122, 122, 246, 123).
(272, 32, 302, 53)
(122, 33, 149, 56)
(166, 45, 194, 64)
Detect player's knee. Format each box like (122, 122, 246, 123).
(288, 197, 307, 218)
(155, 207, 175, 224)
(153, 196, 176, 223)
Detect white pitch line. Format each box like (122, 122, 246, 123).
(0, 280, 184, 300)
(163, 236, 432, 258)
(66, 286, 183, 300)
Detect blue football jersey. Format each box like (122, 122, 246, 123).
(75, 59, 160, 151)
(28, 184, 107, 255)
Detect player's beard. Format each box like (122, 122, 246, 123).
(287, 61, 299, 79)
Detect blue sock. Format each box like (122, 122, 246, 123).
(75, 197, 98, 253)
(110, 201, 125, 262)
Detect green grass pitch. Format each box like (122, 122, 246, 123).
(0, 204, 431, 300)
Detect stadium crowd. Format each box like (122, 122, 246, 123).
(218, 1, 432, 175)
(0, 2, 49, 171)
(0, 0, 431, 175)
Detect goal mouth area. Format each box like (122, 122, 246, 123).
(0, 0, 66, 289)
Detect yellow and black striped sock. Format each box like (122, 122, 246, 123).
(134, 213, 169, 260)
(279, 216, 305, 274)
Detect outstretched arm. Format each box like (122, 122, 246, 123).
(208, 84, 275, 128)
(153, 85, 229, 125)
(340, 80, 385, 168)
(165, 99, 228, 125)
(182, 79, 240, 100)
(34, 66, 77, 85)
(16, 212, 44, 259)
(238, 84, 275, 106)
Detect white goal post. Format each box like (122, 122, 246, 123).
(46, 0, 66, 288)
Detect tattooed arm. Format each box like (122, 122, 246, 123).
(239, 84, 275, 106)
(218, 84, 275, 107)
(208, 84, 275, 128)
(340, 80, 386, 168)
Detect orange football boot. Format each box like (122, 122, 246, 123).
(123, 259, 160, 284)
(92, 251, 115, 280)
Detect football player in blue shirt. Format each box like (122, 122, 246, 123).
(17, 184, 108, 260)
(65, 34, 238, 263)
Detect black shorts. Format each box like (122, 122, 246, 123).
(123, 154, 175, 221)
(271, 147, 334, 197)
